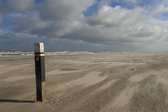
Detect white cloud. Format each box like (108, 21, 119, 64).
(152, 5, 168, 17)
(87, 6, 144, 27)
(75, 5, 166, 44)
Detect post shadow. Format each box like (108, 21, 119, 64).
(0, 99, 35, 103)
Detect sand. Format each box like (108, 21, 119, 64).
(1, 53, 168, 112)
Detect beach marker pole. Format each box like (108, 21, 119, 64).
(34, 43, 46, 102)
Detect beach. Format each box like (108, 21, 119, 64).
(0, 53, 168, 112)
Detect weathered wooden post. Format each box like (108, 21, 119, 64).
(34, 42, 46, 102)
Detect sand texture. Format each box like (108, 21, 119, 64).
(1, 53, 168, 112)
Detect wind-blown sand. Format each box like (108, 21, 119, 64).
(1, 53, 168, 112)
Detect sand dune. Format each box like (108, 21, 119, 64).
(1, 53, 168, 112)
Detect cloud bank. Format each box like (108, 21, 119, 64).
(0, 0, 168, 51)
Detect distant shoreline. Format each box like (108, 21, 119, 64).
(0, 51, 168, 57)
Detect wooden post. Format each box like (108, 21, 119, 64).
(34, 43, 46, 102)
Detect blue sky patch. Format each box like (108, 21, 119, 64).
(138, 0, 159, 7)
(1, 16, 12, 32)
(109, 0, 135, 9)
(35, 0, 45, 3)
(0, 0, 6, 2)
(84, 0, 100, 16)
(157, 12, 168, 20)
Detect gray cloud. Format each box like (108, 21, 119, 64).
(0, 31, 38, 51)
(0, 13, 2, 24)
(38, 0, 95, 21)
(1, 30, 128, 52)
(11, 12, 48, 33)
(0, 0, 168, 51)
(0, 0, 34, 13)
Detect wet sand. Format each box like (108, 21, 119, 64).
(1, 53, 168, 112)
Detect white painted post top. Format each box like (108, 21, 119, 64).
(35, 43, 45, 53)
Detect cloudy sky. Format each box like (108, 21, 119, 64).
(0, 0, 168, 51)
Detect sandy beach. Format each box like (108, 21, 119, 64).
(1, 53, 168, 112)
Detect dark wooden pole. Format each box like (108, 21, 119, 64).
(34, 43, 46, 102)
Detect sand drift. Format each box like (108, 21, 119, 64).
(0, 53, 168, 112)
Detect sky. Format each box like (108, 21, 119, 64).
(0, 0, 168, 52)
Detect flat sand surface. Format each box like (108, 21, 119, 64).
(1, 53, 168, 112)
